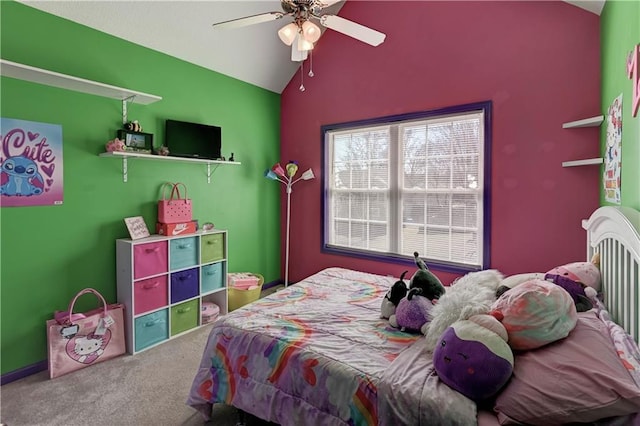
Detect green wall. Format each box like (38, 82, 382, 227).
(0, 2, 281, 374)
(601, 0, 640, 209)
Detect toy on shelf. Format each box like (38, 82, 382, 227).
(105, 138, 126, 152)
(124, 120, 143, 132)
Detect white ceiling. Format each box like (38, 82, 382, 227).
(19, 0, 605, 94)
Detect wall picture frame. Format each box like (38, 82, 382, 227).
(117, 130, 153, 153)
(124, 216, 151, 240)
(0, 117, 64, 207)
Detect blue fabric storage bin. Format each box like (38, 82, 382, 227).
(169, 237, 198, 271)
(201, 263, 224, 293)
(134, 309, 168, 352)
(170, 267, 199, 303)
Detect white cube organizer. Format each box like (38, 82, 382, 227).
(116, 229, 228, 354)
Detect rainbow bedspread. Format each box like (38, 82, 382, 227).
(186, 267, 423, 425)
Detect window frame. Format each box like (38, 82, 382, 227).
(321, 101, 492, 274)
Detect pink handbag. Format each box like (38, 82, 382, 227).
(158, 182, 193, 224)
(47, 288, 125, 379)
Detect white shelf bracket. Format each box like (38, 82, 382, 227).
(122, 95, 136, 124)
(207, 164, 220, 184)
(122, 157, 128, 182)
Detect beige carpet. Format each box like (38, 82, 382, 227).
(0, 287, 284, 426)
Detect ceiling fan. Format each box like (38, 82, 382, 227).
(212, 0, 386, 62)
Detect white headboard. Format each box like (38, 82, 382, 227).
(582, 206, 640, 343)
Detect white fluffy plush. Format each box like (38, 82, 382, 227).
(424, 269, 504, 351)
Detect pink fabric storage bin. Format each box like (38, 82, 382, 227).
(133, 241, 168, 279)
(228, 273, 261, 290)
(134, 275, 168, 315)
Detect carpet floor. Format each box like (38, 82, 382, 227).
(1, 287, 284, 426)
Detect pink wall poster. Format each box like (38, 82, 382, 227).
(0, 117, 64, 207)
(603, 95, 622, 204)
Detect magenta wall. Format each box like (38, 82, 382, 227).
(280, 1, 600, 285)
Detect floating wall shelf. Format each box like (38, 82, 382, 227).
(0, 59, 162, 105)
(562, 114, 604, 168)
(562, 158, 604, 168)
(562, 115, 604, 129)
(99, 151, 241, 183)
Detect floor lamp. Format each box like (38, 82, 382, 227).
(265, 161, 315, 287)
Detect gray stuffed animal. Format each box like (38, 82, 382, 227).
(409, 252, 445, 301)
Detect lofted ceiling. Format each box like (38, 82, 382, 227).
(19, 0, 605, 94)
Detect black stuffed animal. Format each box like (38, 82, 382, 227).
(380, 270, 409, 319)
(409, 252, 446, 301)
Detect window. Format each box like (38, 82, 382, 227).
(322, 102, 491, 272)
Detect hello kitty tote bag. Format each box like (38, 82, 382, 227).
(47, 288, 125, 379)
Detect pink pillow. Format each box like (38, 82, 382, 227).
(494, 312, 640, 425)
(491, 279, 577, 350)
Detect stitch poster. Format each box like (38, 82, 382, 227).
(603, 95, 622, 204)
(0, 118, 63, 207)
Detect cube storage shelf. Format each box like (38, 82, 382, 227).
(116, 229, 228, 354)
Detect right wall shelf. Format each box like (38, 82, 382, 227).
(561, 114, 604, 167)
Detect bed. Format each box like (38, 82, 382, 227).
(187, 206, 640, 425)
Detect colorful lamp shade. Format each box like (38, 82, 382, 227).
(272, 163, 286, 178)
(286, 161, 299, 178)
(264, 169, 279, 180)
(301, 168, 315, 181)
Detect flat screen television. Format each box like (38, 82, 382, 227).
(165, 119, 222, 160)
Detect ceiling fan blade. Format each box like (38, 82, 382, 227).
(318, 0, 343, 7)
(212, 12, 284, 30)
(320, 15, 386, 46)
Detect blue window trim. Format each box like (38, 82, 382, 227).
(321, 101, 492, 275)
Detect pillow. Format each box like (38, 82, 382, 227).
(499, 273, 545, 289)
(494, 312, 640, 425)
(495, 273, 545, 297)
(491, 279, 577, 350)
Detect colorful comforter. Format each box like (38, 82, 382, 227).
(187, 267, 640, 426)
(187, 267, 440, 425)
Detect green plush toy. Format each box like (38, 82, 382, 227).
(410, 252, 446, 300)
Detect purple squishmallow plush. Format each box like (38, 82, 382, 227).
(433, 314, 514, 402)
(389, 288, 434, 334)
(545, 256, 602, 312)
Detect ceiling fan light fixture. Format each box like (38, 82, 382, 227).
(297, 34, 314, 52)
(301, 20, 321, 43)
(291, 39, 309, 62)
(278, 22, 298, 46)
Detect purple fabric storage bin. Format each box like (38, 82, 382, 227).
(170, 267, 199, 303)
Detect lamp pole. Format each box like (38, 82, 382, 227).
(285, 183, 292, 287)
(265, 163, 315, 288)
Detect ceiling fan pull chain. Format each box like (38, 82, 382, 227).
(299, 65, 306, 92)
(308, 51, 314, 77)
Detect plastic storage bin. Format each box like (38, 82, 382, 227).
(228, 273, 264, 311)
(201, 302, 220, 324)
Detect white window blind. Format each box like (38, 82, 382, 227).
(325, 106, 488, 270)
